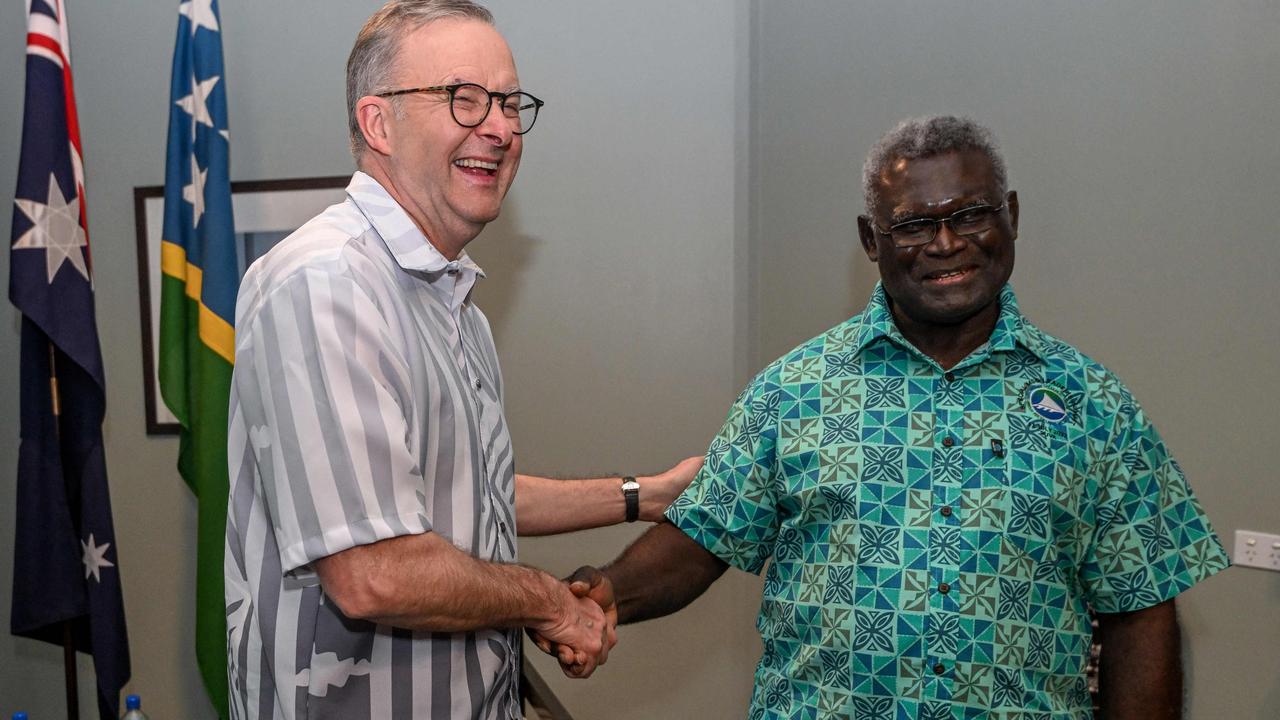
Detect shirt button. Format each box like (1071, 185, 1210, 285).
(499, 521, 507, 533)
(474, 378, 482, 391)
(939, 506, 953, 518)
(942, 436, 955, 447)
(933, 663, 946, 675)
(938, 582, 951, 595)
(944, 371, 956, 382)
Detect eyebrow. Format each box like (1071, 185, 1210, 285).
(447, 76, 523, 94)
(888, 199, 995, 225)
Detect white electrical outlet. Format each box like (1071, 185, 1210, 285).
(1233, 530, 1280, 572)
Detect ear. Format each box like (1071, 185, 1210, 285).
(1006, 190, 1019, 241)
(356, 96, 395, 157)
(856, 215, 880, 261)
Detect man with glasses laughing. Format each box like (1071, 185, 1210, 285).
(556, 116, 1229, 718)
(223, 2, 698, 717)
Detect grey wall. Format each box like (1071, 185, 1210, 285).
(754, 1, 1280, 718)
(472, 3, 761, 718)
(1, 0, 1276, 718)
(0, 1, 756, 718)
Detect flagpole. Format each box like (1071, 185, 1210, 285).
(48, 342, 80, 720)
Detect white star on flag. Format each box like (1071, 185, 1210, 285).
(80, 533, 115, 583)
(12, 173, 90, 283)
(176, 74, 220, 131)
(179, 0, 220, 35)
(184, 153, 208, 228)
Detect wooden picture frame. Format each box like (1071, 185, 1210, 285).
(133, 175, 350, 435)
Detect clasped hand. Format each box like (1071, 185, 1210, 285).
(528, 566, 616, 678)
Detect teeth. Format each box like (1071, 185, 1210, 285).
(455, 158, 498, 170)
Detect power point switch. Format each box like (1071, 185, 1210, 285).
(1233, 530, 1280, 572)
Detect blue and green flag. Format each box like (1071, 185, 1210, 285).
(158, 0, 235, 715)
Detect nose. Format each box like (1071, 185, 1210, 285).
(474, 97, 515, 147)
(925, 220, 967, 255)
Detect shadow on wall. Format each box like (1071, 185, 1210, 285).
(464, 199, 540, 342)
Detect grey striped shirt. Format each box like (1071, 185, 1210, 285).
(225, 171, 519, 719)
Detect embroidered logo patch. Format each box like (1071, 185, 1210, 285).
(1025, 383, 1069, 424)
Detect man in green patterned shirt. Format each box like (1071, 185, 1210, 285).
(547, 116, 1229, 718)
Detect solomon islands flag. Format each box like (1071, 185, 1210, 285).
(157, 0, 236, 715)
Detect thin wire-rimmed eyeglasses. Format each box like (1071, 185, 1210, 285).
(375, 82, 544, 135)
(873, 202, 1008, 248)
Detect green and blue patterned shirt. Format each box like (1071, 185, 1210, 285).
(667, 284, 1228, 719)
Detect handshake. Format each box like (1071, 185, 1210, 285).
(527, 566, 617, 679)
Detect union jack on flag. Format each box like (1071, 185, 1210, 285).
(9, 1, 131, 718)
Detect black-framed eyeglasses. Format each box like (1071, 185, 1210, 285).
(873, 202, 1008, 248)
(375, 82, 544, 135)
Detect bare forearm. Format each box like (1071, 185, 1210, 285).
(314, 531, 560, 632)
(371, 551, 560, 632)
(604, 521, 727, 624)
(516, 463, 693, 535)
(516, 474, 629, 535)
(1096, 599, 1182, 719)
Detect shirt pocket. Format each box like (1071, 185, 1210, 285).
(982, 412, 1091, 586)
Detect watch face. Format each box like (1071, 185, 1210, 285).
(622, 480, 640, 491)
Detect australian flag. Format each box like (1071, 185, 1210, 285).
(8, 2, 131, 719)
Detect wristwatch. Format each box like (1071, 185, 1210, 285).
(621, 476, 640, 523)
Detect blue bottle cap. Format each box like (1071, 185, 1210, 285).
(126, 694, 141, 710)
(13, 712, 29, 720)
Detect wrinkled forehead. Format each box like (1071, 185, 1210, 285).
(395, 18, 519, 88)
(875, 150, 1001, 216)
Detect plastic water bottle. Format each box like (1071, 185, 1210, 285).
(121, 695, 149, 720)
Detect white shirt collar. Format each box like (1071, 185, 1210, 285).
(345, 171, 486, 278)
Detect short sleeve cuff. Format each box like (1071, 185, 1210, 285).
(280, 511, 432, 580)
(1088, 534, 1231, 613)
(666, 498, 772, 575)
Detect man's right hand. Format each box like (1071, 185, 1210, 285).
(568, 565, 618, 658)
(529, 576, 611, 678)
(529, 566, 618, 678)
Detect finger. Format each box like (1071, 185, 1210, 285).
(598, 623, 611, 664)
(555, 643, 576, 666)
(568, 572, 602, 596)
(568, 657, 596, 679)
(565, 565, 601, 589)
(525, 627, 554, 656)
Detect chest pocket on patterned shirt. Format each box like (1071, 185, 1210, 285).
(981, 410, 1090, 585)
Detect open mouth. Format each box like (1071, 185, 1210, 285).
(454, 158, 499, 176)
(923, 267, 974, 283)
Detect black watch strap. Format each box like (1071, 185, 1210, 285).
(622, 476, 640, 523)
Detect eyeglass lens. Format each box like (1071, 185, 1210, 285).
(890, 205, 1001, 246)
(450, 83, 539, 134)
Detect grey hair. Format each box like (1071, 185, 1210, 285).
(346, 0, 494, 160)
(861, 115, 1008, 215)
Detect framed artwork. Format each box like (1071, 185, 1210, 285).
(133, 175, 350, 435)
